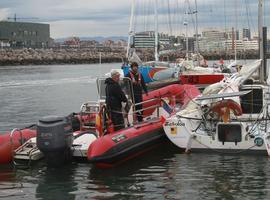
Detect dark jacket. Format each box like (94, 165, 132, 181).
(126, 71, 148, 96)
(105, 78, 127, 110)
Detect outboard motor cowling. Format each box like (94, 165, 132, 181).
(37, 116, 74, 166)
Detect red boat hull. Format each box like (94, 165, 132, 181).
(0, 129, 36, 164)
(180, 74, 224, 85)
(87, 119, 166, 168)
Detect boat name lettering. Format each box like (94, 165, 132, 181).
(40, 132, 53, 138)
(165, 121, 185, 126)
(64, 125, 72, 131)
(112, 134, 127, 143)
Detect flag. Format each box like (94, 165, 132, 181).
(95, 112, 103, 136)
(160, 115, 166, 124)
(161, 99, 173, 115)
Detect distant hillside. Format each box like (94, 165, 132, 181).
(54, 36, 128, 43)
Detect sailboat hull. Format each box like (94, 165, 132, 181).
(164, 115, 269, 154)
(122, 65, 167, 83)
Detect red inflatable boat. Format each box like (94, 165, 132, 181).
(0, 113, 93, 165)
(88, 84, 201, 168)
(142, 84, 201, 117)
(0, 128, 36, 164)
(0, 82, 200, 167)
(87, 118, 165, 168)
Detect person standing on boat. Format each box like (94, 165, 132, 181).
(126, 62, 148, 122)
(105, 70, 127, 131)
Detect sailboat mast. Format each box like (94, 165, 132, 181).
(234, 0, 238, 62)
(154, 0, 159, 62)
(127, 0, 135, 59)
(184, 21, 189, 60)
(258, 0, 264, 82)
(194, 0, 199, 55)
(184, 0, 189, 60)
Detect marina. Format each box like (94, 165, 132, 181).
(1, 63, 270, 199)
(1, 0, 270, 199)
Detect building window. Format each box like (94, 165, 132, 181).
(11, 32, 16, 36)
(24, 30, 28, 36)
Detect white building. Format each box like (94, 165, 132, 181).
(133, 31, 173, 49)
(243, 39, 258, 50)
(201, 29, 227, 41)
(224, 39, 258, 51)
(224, 40, 244, 51)
(198, 28, 258, 52)
(0, 41, 10, 48)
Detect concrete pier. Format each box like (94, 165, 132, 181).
(0, 48, 264, 66)
(0, 48, 125, 66)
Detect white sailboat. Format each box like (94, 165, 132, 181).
(163, 0, 270, 155)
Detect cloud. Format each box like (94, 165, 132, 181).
(50, 18, 129, 38)
(0, 0, 269, 38)
(0, 0, 131, 22)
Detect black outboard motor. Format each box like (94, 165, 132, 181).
(37, 116, 74, 167)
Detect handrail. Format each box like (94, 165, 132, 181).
(80, 101, 99, 112)
(108, 97, 161, 114)
(133, 105, 159, 114)
(10, 128, 23, 147)
(9, 128, 23, 163)
(79, 101, 100, 131)
(133, 97, 160, 106)
(128, 97, 166, 119)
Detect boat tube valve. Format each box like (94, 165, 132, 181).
(37, 116, 74, 167)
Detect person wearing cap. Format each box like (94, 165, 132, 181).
(125, 62, 148, 122)
(105, 70, 127, 131)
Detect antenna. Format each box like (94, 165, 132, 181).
(154, 0, 159, 62)
(7, 14, 38, 22)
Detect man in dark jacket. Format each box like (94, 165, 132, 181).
(126, 62, 148, 122)
(105, 70, 127, 131)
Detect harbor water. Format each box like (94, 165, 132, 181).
(1, 63, 270, 199)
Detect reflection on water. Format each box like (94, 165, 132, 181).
(0, 144, 270, 199)
(35, 165, 77, 200)
(1, 63, 270, 199)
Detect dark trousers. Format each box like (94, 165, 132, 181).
(110, 110, 125, 131)
(134, 94, 143, 122)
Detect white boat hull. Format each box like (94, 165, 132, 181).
(164, 112, 270, 155)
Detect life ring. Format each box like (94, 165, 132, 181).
(211, 99, 242, 122)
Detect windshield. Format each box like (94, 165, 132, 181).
(97, 77, 134, 103)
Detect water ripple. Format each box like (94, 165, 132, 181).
(0, 76, 96, 89)
(1, 63, 270, 199)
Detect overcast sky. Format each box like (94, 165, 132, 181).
(0, 0, 269, 39)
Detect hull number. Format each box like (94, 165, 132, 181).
(112, 134, 127, 143)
